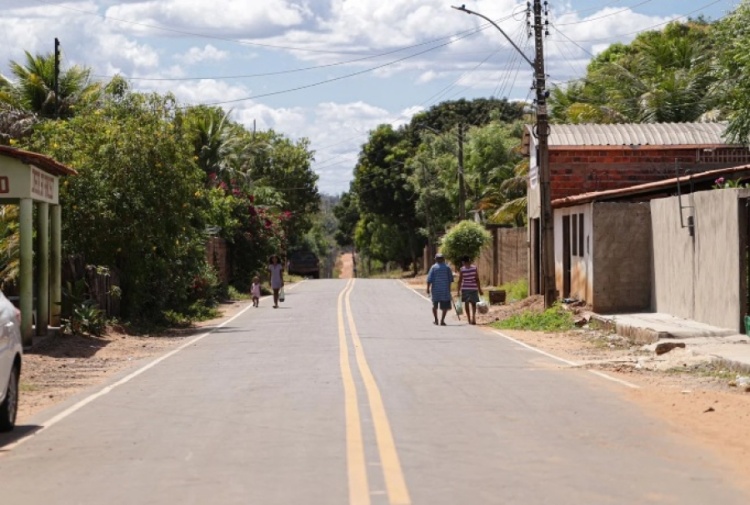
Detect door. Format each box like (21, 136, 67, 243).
(562, 215, 571, 299)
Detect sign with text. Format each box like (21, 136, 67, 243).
(0, 159, 59, 204)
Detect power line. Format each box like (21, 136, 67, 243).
(191, 27, 486, 106)
(93, 25, 493, 82)
(554, 0, 654, 26)
(562, 0, 726, 43)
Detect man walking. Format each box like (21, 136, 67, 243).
(426, 253, 454, 326)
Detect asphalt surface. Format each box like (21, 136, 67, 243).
(0, 278, 747, 505)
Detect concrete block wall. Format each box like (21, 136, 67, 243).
(591, 202, 652, 313)
(652, 189, 750, 331)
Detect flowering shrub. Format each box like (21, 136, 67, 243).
(714, 177, 749, 189)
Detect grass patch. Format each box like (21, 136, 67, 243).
(492, 304, 574, 332)
(227, 286, 249, 301)
(665, 363, 737, 380)
(20, 382, 40, 393)
(497, 279, 529, 303)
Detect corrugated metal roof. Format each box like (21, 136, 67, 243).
(548, 122, 733, 147)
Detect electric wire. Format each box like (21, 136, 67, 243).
(555, 0, 654, 26)
(563, 0, 726, 43)
(95, 25, 494, 82)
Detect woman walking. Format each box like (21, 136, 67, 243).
(457, 255, 483, 325)
(268, 254, 285, 308)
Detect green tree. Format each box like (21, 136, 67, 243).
(439, 220, 491, 266)
(1, 51, 101, 118)
(333, 191, 360, 247)
(549, 21, 717, 124)
(26, 86, 208, 323)
(714, 0, 750, 143)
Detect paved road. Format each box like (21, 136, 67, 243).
(1, 279, 747, 505)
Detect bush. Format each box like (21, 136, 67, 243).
(499, 278, 529, 302)
(439, 220, 491, 265)
(61, 300, 106, 337)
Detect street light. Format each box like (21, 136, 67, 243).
(451, 2, 556, 309)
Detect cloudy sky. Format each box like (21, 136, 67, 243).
(1, 0, 736, 195)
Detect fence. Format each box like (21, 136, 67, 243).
(476, 226, 528, 287)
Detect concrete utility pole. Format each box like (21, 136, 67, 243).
(532, 0, 557, 309)
(457, 123, 466, 220)
(452, 1, 556, 308)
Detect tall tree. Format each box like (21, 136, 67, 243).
(26, 86, 207, 322)
(549, 21, 717, 124)
(2, 51, 101, 118)
(714, 0, 750, 143)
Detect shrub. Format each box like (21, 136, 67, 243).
(61, 300, 106, 337)
(493, 304, 574, 332)
(439, 220, 491, 265)
(499, 278, 529, 302)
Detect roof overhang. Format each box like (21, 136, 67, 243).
(0, 145, 77, 176)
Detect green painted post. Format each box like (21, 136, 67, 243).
(19, 198, 34, 346)
(37, 202, 49, 336)
(51, 205, 62, 327)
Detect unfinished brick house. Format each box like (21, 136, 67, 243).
(522, 122, 750, 298)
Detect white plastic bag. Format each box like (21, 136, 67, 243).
(477, 300, 489, 314)
(454, 298, 464, 316)
(279, 287, 285, 302)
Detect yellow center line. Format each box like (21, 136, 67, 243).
(345, 281, 412, 505)
(338, 278, 371, 505)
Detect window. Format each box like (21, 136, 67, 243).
(571, 214, 578, 256)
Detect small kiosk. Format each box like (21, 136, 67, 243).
(0, 145, 77, 346)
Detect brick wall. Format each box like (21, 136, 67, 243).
(550, 147, 750, 200)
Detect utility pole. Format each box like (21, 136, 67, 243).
(533, 0, 557, 308)
(452, 1, 556, 307)
(457, 123, 467, 220)
(54, 37, 61, 118)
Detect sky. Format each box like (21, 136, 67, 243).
(0, 0, 738, 195)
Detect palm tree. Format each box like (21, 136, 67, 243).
(549, 21, 716, 125)
(2, 51, 101, 118)
(478, 159, 529, 227)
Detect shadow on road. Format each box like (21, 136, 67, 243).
(0, 424, 42, 450)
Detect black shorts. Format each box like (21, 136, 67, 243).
(432, 300, 452, 310)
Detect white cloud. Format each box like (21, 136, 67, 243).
(177, 45, 228, 65)
(105, 0, 311, 38)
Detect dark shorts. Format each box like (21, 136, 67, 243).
(432, 300, 452, 310)
(461, 290, 480, 303)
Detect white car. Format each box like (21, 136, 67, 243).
(0, 289, 22, 431)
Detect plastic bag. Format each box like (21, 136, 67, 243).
(279, 287, 285, 302)
(454, 298, 463, 316)
(477, 300, 489, 314)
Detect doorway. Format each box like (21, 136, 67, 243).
(562, 215, 571, 299)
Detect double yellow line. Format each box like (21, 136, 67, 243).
(337, 279, 411, 505)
